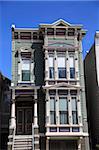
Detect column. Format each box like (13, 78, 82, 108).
(74, 28, 78, 47)
(66, 50, 70, 80)
(56, 89, 59, 125)
(34, 89, 38, 126)
(18, 51, 21, 82)
(46, 89, 50, 132)
(54, 50, 58, 80)
(10, 89, 16, 129)
(46, 137, 49, 150)
(68, 90, 72, 131)
(45, 50, 49, 84)
(31, 49, 35, 83)
(75, 51, 79, 81)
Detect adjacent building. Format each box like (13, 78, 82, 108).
(0, 72, 11, 150)
(8, 19, 89, 150)
(84, 31, 99, 150)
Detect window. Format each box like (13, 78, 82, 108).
(22, 59, 30, 81)
(20, 32, 31, 39)
(68, 28, 75, 36)
(50, 97, 56, 124)
(47, 28, 54, 35)
(71, 97, 78, 124)
(59, 97, 68, 124)
(58, 57, 66, 78)
(56, 28, 66, 35)
(49, 57, 54, 78)
(69, 56, 75, 79)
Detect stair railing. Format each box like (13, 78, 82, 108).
(32, 123, 34, 150)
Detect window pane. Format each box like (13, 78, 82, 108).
(22, 70, 30, 81)
(50, 111, 56, 124)
(49, 57, 54, 67)
(69, 56, 74, 68)
(71, 97, 77, 111)
(59, 97, 68, 124)
(70, 68, 75, 78)
(72, 112, 78, 124)
(60, 111, 68, 124)
(50, 97, 55, 111)
(49, 67, 54, 78)
(58, 68, 66, 78)
(57, 57, 65, 67)
(50, 97, 56, 124)
(72, 97, 78, 124)
(59, 97, 68, 111)
(49, 57, 54, 78)
(22, 60, 30, 70)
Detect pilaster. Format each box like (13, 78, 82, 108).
(66, 50, 70, 80)
(46, 89, 50, 129)
(68, 90, 72, 129)
(54, 50, 58, 80)
(75, 51, 79, 81)
(34, 89, 38, 126)
(56, 89, 59, 125)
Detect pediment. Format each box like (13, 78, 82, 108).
(52, 19, 71, 27)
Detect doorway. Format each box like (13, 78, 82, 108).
(17, 107, 32, 135)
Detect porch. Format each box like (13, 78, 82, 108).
(8, 87, 40, 150)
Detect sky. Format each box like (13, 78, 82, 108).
(0, 1, 99, 79)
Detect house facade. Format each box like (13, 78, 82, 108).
(84, 32, 99, 149)
(8, 19, 89, 150)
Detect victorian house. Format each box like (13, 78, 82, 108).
(8, 19, 89, 150)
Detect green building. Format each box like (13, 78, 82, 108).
(8, 19, 89, 150)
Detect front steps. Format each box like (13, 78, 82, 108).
(14, 135, 32, 150)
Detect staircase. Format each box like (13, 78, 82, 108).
(13, 135, 32, 150)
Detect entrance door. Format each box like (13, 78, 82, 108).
(17, 107, 32, 135)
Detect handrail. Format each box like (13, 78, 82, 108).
(32, 123, 34, 150)
(12, 127, 16, 150)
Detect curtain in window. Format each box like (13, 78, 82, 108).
(59, 97, 68, 124)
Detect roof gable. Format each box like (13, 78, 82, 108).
(52, 19, 71, 27)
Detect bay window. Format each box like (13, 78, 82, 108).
(69, 56, 75, 79)
(57, 57, 66, 78)
(49, 56, 54, 78)
(59, 97, 68, 124)
(50, 97, 56, 124)
(71, 97, 78, 124)
(22, 59, 30, 81)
